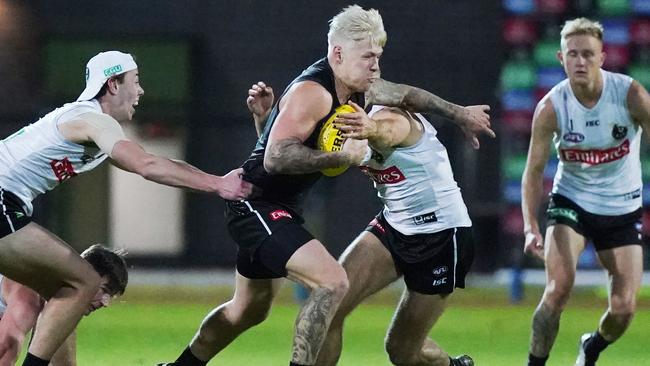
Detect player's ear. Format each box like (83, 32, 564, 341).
(107, 77, 120, 95)
(333, 45, 343, 63)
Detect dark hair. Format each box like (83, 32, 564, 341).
(81, 244, 128, 296)
(93, 73, 127, 100)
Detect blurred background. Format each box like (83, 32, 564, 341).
(1, 0, 649, 294)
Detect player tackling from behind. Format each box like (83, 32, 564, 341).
(521, 18, 650, 366)
(0, 50, 254, 366)
(160, 5, 492, 366)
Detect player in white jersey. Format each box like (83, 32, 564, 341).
(243, 84, 478, 366)
(0, 245, 127, 366)
(317, 104, 475, 366)
(0, 51, 255, 366)
(521, 18, 650, 366)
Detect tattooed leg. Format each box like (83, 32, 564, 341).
(530, 302, 562, 357)
(285, 240, 349, 365)
(292, 287, 338, 365)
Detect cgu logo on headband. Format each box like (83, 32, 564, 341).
(103, 64, 123, 77)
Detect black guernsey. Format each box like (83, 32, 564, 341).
(241, 57, 365, 211)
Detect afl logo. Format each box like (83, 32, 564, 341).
(562, 132, 584, 143)
(612, 124, 627, 140)
(432, 266, 448, 276)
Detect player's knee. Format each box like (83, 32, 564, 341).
(385, 340, 423, 366)
(610, 295, 636, 325)
(240, 303, 272, 327)
(543, 283, 572, 310)
(322, 267, 350, 298)
(226, 296, 273, 328)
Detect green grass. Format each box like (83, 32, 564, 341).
(55, 285, 650, 365)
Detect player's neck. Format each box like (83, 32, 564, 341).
(570, 75, 603, 109)
(98, 98, 123, 122)
(333, 76, 354, 105)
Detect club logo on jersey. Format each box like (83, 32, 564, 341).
(50, 158, 78, 182)
(560, 139, 630, 165)
(369, 218, 386, 234)
(269, 210, 292, 221)
(359, 166, 405, 184)
(413, 211, 438, 225)
(432, 265, 448, 276)
(562, 132, 585, 143)
(612, 124, 627, 140)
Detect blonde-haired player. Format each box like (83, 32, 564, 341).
(522, 18, 650, 366)
(160, 5, 492, 366)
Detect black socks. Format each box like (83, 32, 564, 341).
(22, 353, 49, 366)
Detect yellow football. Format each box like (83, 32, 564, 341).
(318, 104, 355, 177)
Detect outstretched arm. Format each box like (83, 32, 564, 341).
(0, 279, 43, 365)
(58, 112, 255, 201)
(367, 79, 495, 148)
(522, 97, 557, 260)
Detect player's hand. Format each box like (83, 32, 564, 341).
(523, 229, 545, 260)
(216, 168, 259, 200)
(246, 81, 274, 119)
(334, 101, 378, 140)
(342, 138, 369, 166)
(457, 105, 495, 149)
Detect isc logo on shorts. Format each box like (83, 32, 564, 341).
(269, 210, 292, 221)
(432, 277, 447, 286)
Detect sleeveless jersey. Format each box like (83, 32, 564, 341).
(242, 58, 365, 211)
(362, 106, 471, 235)
(0, 100, 109, 216)
(549, 69, 641, 215)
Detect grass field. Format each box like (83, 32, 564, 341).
(61, 285, 650, 365)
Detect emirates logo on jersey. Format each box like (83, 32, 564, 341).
(269, 210, 292, 221)
(360, 166, 405, 184)
(560, 139, 630, 165)
(50, 158, 78, 182)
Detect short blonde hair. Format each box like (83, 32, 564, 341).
(560, 17, 604, 51)
(328, 5, 387, 48)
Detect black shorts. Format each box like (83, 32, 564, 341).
(365, 212, 474, 295)
(546, 193, 642, 251)
(0, 188, 31, 238)
(225, 200, 314, 279)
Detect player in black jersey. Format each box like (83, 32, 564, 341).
(160, 5, 493, 366)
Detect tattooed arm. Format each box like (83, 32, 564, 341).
(366, 78, 495, 148)
(264, 81, 367, 174)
